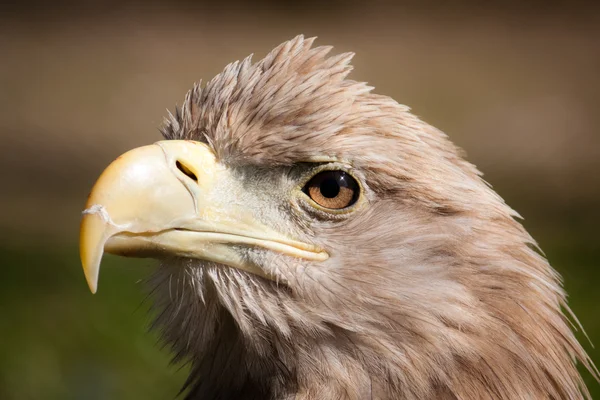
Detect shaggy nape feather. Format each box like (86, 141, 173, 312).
(150, 35, 597, 399)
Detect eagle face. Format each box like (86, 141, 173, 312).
(80, 36, 596, 399)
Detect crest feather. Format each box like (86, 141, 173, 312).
(161, 35, 367, 163)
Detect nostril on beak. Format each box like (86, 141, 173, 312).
(176, 160, 198, 182)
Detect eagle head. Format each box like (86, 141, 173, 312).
(80, 36, 596, 399)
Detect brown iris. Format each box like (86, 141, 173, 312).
(303, 170, 359, 210)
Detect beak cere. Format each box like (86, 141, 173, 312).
(79, 140, 328, 294)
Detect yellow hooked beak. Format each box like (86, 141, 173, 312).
(80, 140, 328, 293)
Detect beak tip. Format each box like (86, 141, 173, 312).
(80, 212, 107, 295)
(86, 278, 98, 294)
(81, 254, 100, 294)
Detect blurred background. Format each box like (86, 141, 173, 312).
(0, 1, 598, 398)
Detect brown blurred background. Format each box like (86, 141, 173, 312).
(0, 1, 598, 399)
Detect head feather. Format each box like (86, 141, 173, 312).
(155, 35, 597, 399)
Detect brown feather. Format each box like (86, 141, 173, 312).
(154, 35, 597, 399)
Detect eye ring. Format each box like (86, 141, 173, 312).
(302, 170, 360, 210)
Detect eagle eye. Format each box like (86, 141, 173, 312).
(303, 170, 359, 210)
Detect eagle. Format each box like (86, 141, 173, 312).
(79, 36, 597, 399)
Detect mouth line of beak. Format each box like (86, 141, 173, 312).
(108, 227, 329, 262)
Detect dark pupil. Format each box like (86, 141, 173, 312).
(320, 177, 341, 198)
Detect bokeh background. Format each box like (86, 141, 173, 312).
(1, 1, 598, 398)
